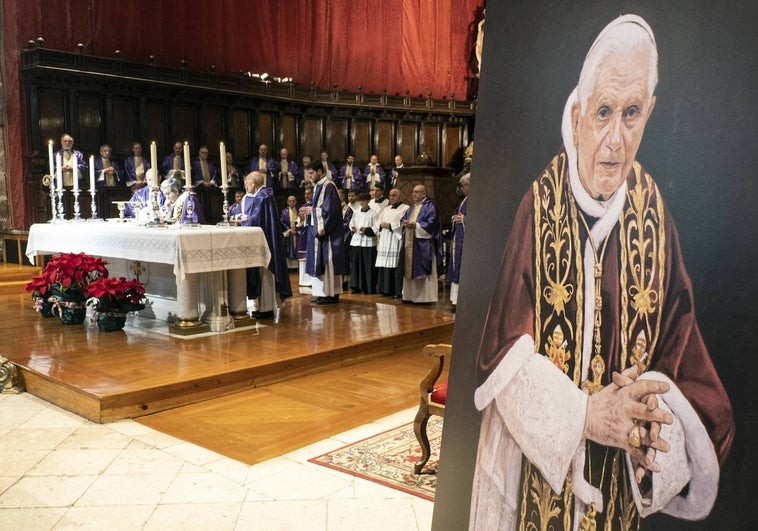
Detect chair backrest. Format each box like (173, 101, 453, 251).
(419, 343, 452, 396)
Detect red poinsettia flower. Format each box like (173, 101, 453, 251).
(84, 276, 146, 312)
(25, 252, 109, 296)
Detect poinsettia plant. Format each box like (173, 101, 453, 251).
(25, 252, 109, 297)
(84, 276, 146, 313)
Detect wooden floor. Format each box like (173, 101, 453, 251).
(1, 264, 454, 464)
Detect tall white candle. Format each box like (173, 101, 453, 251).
(89, 155, 95, 190)
(150, 141, 158, 187)
(48, 140, 55, 177)
(72, 158, 79, 192)
(219, 142, 227, 188)
(183, 142, 191, 188)
(56, 153, 63, 191)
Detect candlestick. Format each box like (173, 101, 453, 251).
(219, 142, 228, 189)
(48, 176, 57, 223)
(89, 155, 95, 190)
(72, 189, 82, 221)
(150, 141, 158, 188)
(56, 187, 65, 222)
(56, 153, 63, 191)
(48, 140, 55, 177)
(89, 186, 99, 221)
(183, 142, 191, 189)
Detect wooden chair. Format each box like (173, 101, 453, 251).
(413, 343, 451, 475)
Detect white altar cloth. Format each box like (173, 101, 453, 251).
(26, 222, 271, 280)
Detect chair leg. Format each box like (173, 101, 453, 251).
(413, 399, 432, 475)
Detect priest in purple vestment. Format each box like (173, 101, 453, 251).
(398, 184, 442, 303)
(280, 195, 300, 268)
(303, 161, 347, 304)
(240, 171, 292, 319)
(92, 144, 124, 188)
(448, 173, 469, 309)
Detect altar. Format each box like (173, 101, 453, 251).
(26, 222, 271, 333)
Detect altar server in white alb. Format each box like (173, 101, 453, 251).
(375, 188, 409, 298)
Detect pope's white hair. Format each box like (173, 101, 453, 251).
(576, 14, 658, 112)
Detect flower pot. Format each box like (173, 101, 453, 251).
(51, 287, 87, 325)
(33, 296, 54, 317)
(96, 312, 127, 332)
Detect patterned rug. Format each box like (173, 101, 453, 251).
(309, 417, 443, 501)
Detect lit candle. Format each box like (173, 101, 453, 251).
(89, 155, 95, 190)
(56, 153, 63, 191)
(48, 140, 55, 178)
(219, 142, 227, 188)
(183, 141, 191, 188)
(150, 141, 158, 188)
(72, 157, 79, 192)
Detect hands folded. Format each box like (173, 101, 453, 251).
(584, 366, 673, 483)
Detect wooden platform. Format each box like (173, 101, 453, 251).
(0, 268, 455, 424)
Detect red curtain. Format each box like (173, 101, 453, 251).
(1, 0, 483, 228)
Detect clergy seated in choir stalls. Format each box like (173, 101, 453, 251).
(238, 171, 292, 320)
(298, 154, 314, 188)
(225, 151, 243, 189)
(246, 144, 277, 187)
(123, 141, 151, 189)
(191, 145, 220, 188)
(56, 133, 86, 188)
(389, 155, 404, 189)
(161, 141, 184, 176)
(277, 148, 300, 189)
(338, 154, 364, 190)
(93, 144, 124, 188)
(160, 172, 205, 224)
(319, 151, 338, 181)
(364, 154, 386, 190)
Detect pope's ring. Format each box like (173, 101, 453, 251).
(628, 424, 642, 448)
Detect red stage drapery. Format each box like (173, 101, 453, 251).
(1, 0, 482, 229)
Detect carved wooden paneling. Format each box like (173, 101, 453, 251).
(421, 124, 440, 164)
(351, 120, 371, 162)
(443, 124, 463, 169)
(38, 89, 65, 147)
(301, 118, 323, 160)
(256, 111, 274, 151)
(231, 109, 250, 161)
(200, 106, 224, 148)
(146, 100, 168, 154)
(174, 104, 196, 144)
(279, 114, 298, 155)
(326, 118, 348, 163)
(397, 122, 417, 162)
(375, 120, 394, 164)
(75, 93, 104, 152)
(112, 97, 139, 154)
